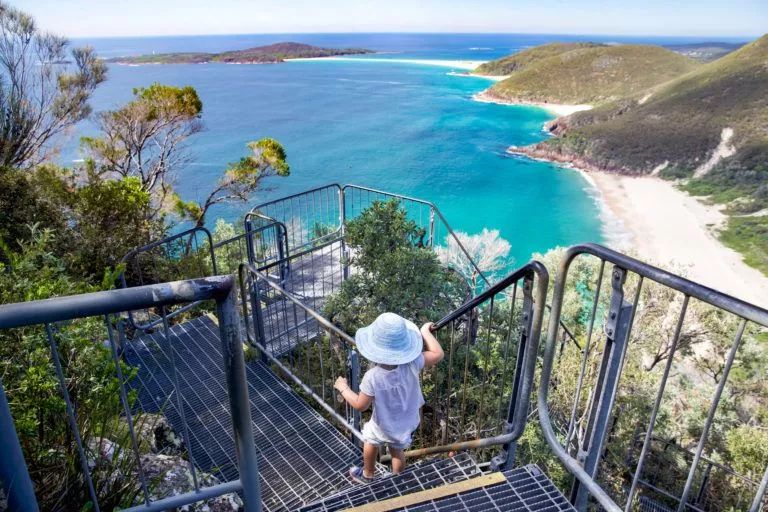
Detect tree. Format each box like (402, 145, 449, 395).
(435, 228, 512, 285)
(0, 2, 105, 168)
(81, 83, 203, 216)
(173, 138, 289, 227)
(324, 200, 466, 333)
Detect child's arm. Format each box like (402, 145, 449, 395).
(421, 322, 444, 368)
(334, 376, 373, 411)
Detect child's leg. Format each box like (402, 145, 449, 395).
(389, 447, 406, 474)
(363, 442, 377, 478)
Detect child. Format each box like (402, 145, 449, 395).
(334, 312, 444, 484)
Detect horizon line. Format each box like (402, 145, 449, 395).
(71, 30, 760, 42)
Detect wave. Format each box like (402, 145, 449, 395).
(468, 47, 494, 51)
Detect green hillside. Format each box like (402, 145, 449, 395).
(520, 34, 768, 273)
(484, 44, 700, 105)
(473, 42, 603, 76)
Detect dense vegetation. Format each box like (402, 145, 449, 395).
(109, 42, 372, 64)
(477, 43, 700, 104)
(0, 3, 290, 508)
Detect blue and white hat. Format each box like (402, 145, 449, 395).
(355, 312, 423, 365)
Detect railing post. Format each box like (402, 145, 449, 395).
(750, 463, 768, 512)
(249, 278, 269, 364)
(428, 207, 435, 247)
(339, 187, 349, 281)
(0, 376, 39, 512)
(277, 224, 289, 285)
(216, 282, 263, 512)
(245, 218, 256, 266)
(347, 349, 362, 447)
(572, 266, 632, 510)
(494, 274, 534, 471)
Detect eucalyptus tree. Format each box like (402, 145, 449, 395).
(0, 2, 105, 168)
(173, 138, 290, 227)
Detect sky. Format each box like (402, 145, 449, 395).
(20, 0, 767, 38)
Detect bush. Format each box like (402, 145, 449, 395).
(323, 200, 465, 332)
(0, 228, 144, 509)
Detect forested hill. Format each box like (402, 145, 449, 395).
(518, 35, 767, 191)
(109, 42, 372, 64)
(512, 34, 768, 273)
(475, 43, 701, 105)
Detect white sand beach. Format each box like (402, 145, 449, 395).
(286, 56, 487, 70)
(474, 89, 593, 117)
(587, 171, 768, 307)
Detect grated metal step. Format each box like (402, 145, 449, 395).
(298, 453, 482, 511)
(401, 464, 575, 512)
(123, 315, 363, 511)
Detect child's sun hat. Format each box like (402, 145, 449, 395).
(355, 312, 423, 365)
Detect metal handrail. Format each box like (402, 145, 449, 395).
(238, 262, 364, 443)
(0, 276, 263, 512)
(432, 261, 549, 465)
(119, 226, 218, 330)
(341, 184, 490, 287)
(538, 243, 768, 512)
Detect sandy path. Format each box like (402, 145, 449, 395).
(589, 172, 768, 307)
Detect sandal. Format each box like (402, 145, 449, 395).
(349, 466, 375, 485)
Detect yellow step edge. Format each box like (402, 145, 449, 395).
(205, 312, 219, 325)
(341, 472, 507, 512)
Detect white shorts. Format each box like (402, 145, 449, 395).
(361, 421, 413, 450)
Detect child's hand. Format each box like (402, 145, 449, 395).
(334, 376, 349, 392)
(421, 322, 435, 335)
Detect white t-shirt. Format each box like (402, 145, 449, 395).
(360, 354, 425, 442)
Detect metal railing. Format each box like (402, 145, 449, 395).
(341, 184, 489, 288)
(238, 255, 549, 466)
(538, 243, 768, 512)
(120, 227, 217, 330)
(239, 262, 365, 443)
(0, 276, 262, 512)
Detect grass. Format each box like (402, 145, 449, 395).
(486, 44, 700, 104)
(719, 216, 768, 275)
(473, 42, 603, 76)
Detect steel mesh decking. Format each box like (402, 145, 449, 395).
(395, 465, 574, 512)
(299, 453, 482, 512)
(123, 315, 362, 511)
(256, 240, 344, 356)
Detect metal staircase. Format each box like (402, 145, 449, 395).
(124, 314, 369, 511)
(1, 184, 767, 512)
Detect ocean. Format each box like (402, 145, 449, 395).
(66, 33, 729, 264)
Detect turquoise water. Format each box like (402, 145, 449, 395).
(68, 34, 719, 263)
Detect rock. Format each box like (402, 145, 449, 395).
(140, 453, 243, 511)
(134, 413, 185, 455)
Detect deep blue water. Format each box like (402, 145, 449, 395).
(64, 33, 741, 264)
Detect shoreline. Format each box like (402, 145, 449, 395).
(286, 56, 487, 70)
(474, 89, 593, 117)
(518, 152, 768, 306)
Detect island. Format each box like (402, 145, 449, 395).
(108, 42, 373, 65)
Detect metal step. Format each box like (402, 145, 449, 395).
(298, 453, 482, 511)
(398, 464, 575, 512)
(123, 315, 363, 511)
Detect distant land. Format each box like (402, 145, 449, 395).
(476, 35, 767, 276)
(664, 42, 745, 62)
(108, 42, 373, 65)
